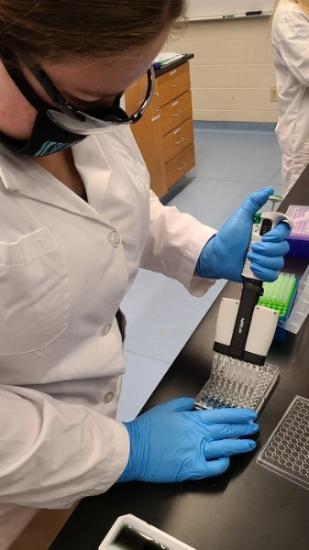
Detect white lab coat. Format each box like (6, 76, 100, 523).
(272, 0, 309, 194)
(0, 125, 215, 547)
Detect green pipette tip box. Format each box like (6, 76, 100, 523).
(259, 273, 298, 320)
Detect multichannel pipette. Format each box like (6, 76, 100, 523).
(195, 211, 293, 412)
(214, 212, 293, 366)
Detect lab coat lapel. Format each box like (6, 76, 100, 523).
(0, 138, 111, 224)
(72, 133, 112, 213)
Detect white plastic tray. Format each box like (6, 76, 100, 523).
(99, 514, 196, 549)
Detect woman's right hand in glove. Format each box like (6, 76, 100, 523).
(119, 397, 258, 483)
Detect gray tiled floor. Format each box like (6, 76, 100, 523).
(117, 124, 283, 422)
(193, 127, 282, 184)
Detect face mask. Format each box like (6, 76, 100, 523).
(0, 109, 86, 157)
(0, 54, 154, 157)
(0, 59, 131, 157)
(0, 62, 87, 157)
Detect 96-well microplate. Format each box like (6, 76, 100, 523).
(257, 395, 309, 490)
(194, 353, 279, 413)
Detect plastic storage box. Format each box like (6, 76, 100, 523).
(286, 205, 309, 258)
(282, 265, 309, 334)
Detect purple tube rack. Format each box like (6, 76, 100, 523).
(286, 205, 309, 258)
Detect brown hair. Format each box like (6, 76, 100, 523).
(0, 1, 186, 65)
(297, 0, 309, 13)
(275, 0, 309, 13)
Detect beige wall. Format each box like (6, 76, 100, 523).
(166, 17, 278, 123)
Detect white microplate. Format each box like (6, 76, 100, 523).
(257, 395, 309, 490)
(194, 353, 279, 413)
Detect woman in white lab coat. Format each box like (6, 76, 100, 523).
(0, 1, 291, 547)
(272, 0, 309, 194)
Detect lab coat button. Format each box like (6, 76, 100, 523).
(108, 231, 121, 247)
(101, 323, 112, 336)
(104, 391, 114, 404)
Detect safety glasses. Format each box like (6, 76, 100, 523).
(29, 62, 155, 134)
(28, 64, 155, 135)
(3, 48, 155, 136)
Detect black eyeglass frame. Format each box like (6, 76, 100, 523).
(28, 63, 156, 126)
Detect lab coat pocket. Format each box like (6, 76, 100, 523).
(0, 227, 71, 355)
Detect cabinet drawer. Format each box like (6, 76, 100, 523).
(160, 92, 192, 137)
(165, 144, 195, 189)
(162, 119, 194, 163)
(157, 63, 191, 107)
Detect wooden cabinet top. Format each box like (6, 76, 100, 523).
(154, 53, 194, 78)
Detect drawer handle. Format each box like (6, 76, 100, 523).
(169, 82, 180, 88)
(177, 162, 186, 171)
(174, 137, 186, 145)
(151, 115, 161, 122)
(173, 127, 181, 135)
(173, 112, 182, 117)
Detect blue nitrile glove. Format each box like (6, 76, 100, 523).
(119, 397, 258, 483)
(196, 187, 291, 283)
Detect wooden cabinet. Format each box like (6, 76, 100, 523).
(162, 119, 194, 163)
(157, 63, 191, 106)
(165, 143, 195, 190)
(160, 91, 192, 137)
(125, 60, 195, 198)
